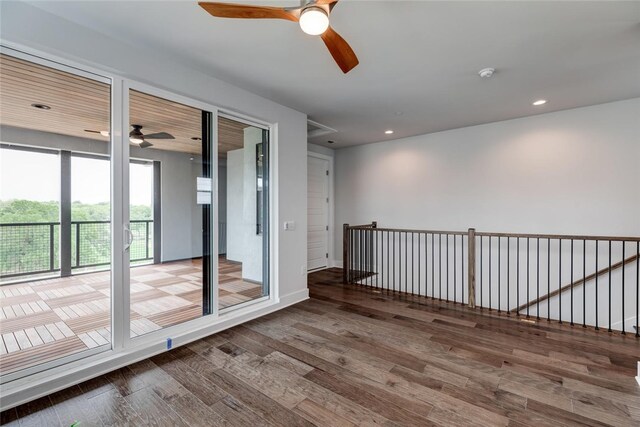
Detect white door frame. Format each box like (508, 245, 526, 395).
(307, 151, 334, 270)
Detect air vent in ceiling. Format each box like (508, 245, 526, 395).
(307, 119, 337, 138)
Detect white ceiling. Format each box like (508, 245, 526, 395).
(29, 1, 640, 148)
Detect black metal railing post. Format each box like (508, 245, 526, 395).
(49, 223, 55, 272)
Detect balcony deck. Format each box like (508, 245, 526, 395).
(0, 257, 262, 375)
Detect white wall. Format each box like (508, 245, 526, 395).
(217, 159, 227, 254)
(226, 128, 264, 282)
(335, 98, 640, 251)
(1, 1, 308, 302)
(226, 149, 243, 262)
(335, 98, 640, 331)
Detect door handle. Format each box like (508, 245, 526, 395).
(124, 225, 134, 251)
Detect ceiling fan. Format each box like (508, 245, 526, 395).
(198, 0, 359, 73)
(84, 125, 175, 148)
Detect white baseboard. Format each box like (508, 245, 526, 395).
(0, 290, 309, 411)
(333, 260, 343, 268)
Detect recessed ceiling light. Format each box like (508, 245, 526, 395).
(478, 68, 495, 78)
(385, 130, 394, 135)
(31, 103, 51, 110)
(191, 137, 202, 141)
(533, 99, 547, 106)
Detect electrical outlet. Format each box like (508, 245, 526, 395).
(284, 221, 296, 231)
(166, 338, 172, 349)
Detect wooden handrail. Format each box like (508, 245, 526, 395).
(475, 231, 640, 242)
(512, 253, 640, 313)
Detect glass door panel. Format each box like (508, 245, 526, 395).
(128, 89, 212, 337)
(217, 116, 269, 310)
(0, 52, 112, 378)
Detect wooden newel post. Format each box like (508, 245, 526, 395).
(343, 224, 350, 284)
(468, 228, 476, 308)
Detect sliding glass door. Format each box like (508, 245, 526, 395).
(0, 47, 273, 383)
(0, 51, 112, 379)
(127, 88, 214, 337)
(217, 115, 269, 309)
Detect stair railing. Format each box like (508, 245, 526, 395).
(343, 222, 640, 336)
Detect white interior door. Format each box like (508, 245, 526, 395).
(307, 156, 329, 271)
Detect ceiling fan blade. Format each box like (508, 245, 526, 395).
(320, 26, 359, 74)
(316, 0, 340, 11)
(84, 129, 101, 134)
(198, 2, 299, 22)
(139, 140, 154, 149)
(143, 132, 175, 140)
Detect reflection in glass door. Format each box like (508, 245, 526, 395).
(0, 52, 112, 378)
(128, 89, 212, 337)
(217, 115, 269, 309)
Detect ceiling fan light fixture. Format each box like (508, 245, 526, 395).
(100, 130, 110, 137)
(299, 7, 329, 36)
(129, 137, 144, 145)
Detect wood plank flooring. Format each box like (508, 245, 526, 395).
(0, 257, 262, 375)
(2, 267, 639, 426)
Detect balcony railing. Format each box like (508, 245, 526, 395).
(0, 220, 153, 280)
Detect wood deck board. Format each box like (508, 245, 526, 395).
(0, 257, 262, 375)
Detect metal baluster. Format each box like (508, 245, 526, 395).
(507, 237, 510, 314)
(412, 232, 415, 294)
(516, 238, 520, 316)
(621, 241, 625, 334)
(361, 228, 364, 283)
(386, 231, 389, 291)
(447, 234, 450, 302)
(559, 239, 562, 324)
(393, 231, 396, 292)
(608, 240, 612, 332)
(418, 233, 421, 296)
(454, 235, 457, 303)
(439, 234, 442, 301)
(375, 229, 378, 289)
(488, 236, 491, 309)
(547, 238, 551, 322)
(583, 239, 586, 328)
(432, 233, 435, 298)
(480, 236, 483, 308)
(570, 239, 574, 326)
(461, 234, 465, 304)
(498, 236, 501, 312)
(595, 241, 599, 330)
(404, 232, 408, 293)
(526, 237, 530, 318)
(536, 238, 540, 320)
(636, 241, 640, 337)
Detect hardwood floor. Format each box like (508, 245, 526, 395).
(2, 267, 639, 426)
(0, 257, 262, 375)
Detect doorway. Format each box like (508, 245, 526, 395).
(307, 154, 332, 271)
